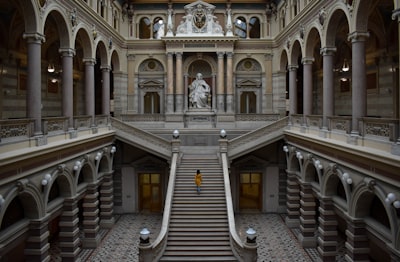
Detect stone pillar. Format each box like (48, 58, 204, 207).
(349, 32, 369, 137)
(320, 47, 336, 130)
(23, 33, 45, 136)
(226, 52, 234, 113)
(264, 54, 273, 113)
(288, 65, 298, 116)
(166, 52, 174, 113)
(83, 58, 96, 126)
(100, 173, 115, 228)
(127, 54, 137, 113)
(302, 57, 314, 124)
(285, 172, 300, 227)
(392, 9, 400, 149)
(212, 74, 216, 110)
(59, 197, 81, 262)
(112, 71, 126, 117)
(82, 183, 100, 248)
(184, 74, 188, 110)
(60, 48, 75, 130)
(25, 216, 50, 262)
(299, 183, 317, 247)
(101, 66, 111, 115)
(317, 197, 338, 262)
(175, 52, 184, 113)
(217, 52, 225, 113)
(345, 218, 369, 261)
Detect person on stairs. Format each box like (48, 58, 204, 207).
(195, 169, 202, 194)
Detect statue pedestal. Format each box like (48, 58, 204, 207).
(184, 109, 216, 128)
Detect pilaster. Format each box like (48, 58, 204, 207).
(100, 174, 115, 228)
(59, 197, 81, 262)
(317, 198, 338, 261)
(25, 216, 50, 262)
(82, 183, 100, 248)
(345, 218, 369, 261)
(298, 183, 317, 248)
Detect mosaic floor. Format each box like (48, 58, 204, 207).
(81, 213, 320, 262)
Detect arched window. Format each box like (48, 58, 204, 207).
(113, 10, 118, 30)
(139, 17, 151, 39)
(249, 17, 260, 38)
(234, 17, 247, 39)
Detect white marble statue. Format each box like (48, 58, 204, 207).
(189, 73, 210, 108)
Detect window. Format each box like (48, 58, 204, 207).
(249, 17, 260, 38)
(234, 17, 247, 38)
(139, 17, 151, 39)
(144, 92, 160, 114)
(240, 92, 256, 113)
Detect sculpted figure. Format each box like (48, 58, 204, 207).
(189, 73, 210, 108)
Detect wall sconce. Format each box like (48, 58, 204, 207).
(313, 159, 323, 170)
(95, 152, 103, 161)
(341, 172, 352, 185)
(0, 194, 5, 207)
(220, 129, 227, 138)
(73, 160, 82, 171)
(172, 129, 179, 139)
(140, 228, 150, 244)
(283, 145, 289, 152)
(296, 151, 303, 160)
(385, 193, 400, 208)
(109, 38, 113, 49)
(92, 25, 98, 40)
(342, 59, 349, 72)
(110, 146, 117, 154)
(246, 227, 256, 244)
(41, 173, 52, 186)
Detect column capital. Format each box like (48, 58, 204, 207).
(320, 46, 336, 56)
(347, 31, 369, 42)
(226, 52, 234, 58)
(217, 51, 225, 58)
(264, 53, 273, 60)
(175, 52, 183, 58)
(23, 32, 45, 43)
(127, 54, 136, 60)
(100, 65, 112, 71)
(59, 48, 76, 57)
(302, 56, 314, 65)
(288, 64, 298, 71)
(83, 58, 96, 65)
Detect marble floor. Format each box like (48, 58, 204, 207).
(80, 213, 322, 262)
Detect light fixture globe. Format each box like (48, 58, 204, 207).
(140, 228, 150, 244)
(246, 227, 256, 243)
(220, 129, 227, 138)
(172, 129, 179, 139)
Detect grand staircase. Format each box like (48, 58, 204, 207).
(159, 152, 237, 261)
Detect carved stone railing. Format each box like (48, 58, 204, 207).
(0, 119, 34, 142)
(329, 116, 351, 134)
(360, 117, 399, 142)
(228, 117, 288, 159)
(306, 115, 322, 130)
(220, 143, 257, 262)
(74, 115, 92, 130)
(42, 117, 68, 135)
(120, 114, 166, 122)
(139, 148, 179, 261)
(95, 115, 110, 127)
(291, 114, 303, 126)
(110, 118, 171, 159)
(236, 114, 280, 122)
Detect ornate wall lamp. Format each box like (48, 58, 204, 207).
(385, 193, 400, 208)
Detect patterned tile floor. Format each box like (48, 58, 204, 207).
(81, 213, 317, 262)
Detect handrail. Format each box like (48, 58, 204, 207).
(139, 151, 179, 262)
(110, 117, 171, 159)
(221, 150, 257, 262)
(228, 117, 288, 159)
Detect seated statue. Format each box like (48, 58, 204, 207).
(189, 73, 210, 108)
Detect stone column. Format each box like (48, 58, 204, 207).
(127, 54, 137, 113)
(184, 74, 188, 110)
(345, 218, 369, 261)
(112, 71, 126, 117)
(166, 52, 174, 113)
(101, 66, 111, 115)
(349, 32, 369, 137)
(83, 58, 96, 127)
(302, 57, 314, 125)
(100, 173, 115, 228)
(285, 172, 300, 228)
(212, 74, 216, 110)
(226, 52, 234, 113)
(60, 48, 75, 130)
(217, 52, 225, 112)
(59, 197, 81, 262)
(317, 197, 338, 262)
(82, 183, 100, 248)
(25, 216, 50, 262)
(320, 47, 336, 131)
(392, 9, 400, 149)
(23, 33, 45, 136)
(288, 65, 298, 116)
(264, 54, 273, 113)
(299, 183, 317, 247)
(175, 52, 184, 113)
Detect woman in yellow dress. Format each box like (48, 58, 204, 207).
(195, 169, 202, 194)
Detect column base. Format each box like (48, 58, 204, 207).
(285, 217, 300, 228)
(82, 235, 101, 249)
(100, 217, 115, 229)
(298, 234, 317, 248)
(391, 142, 400, 156)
